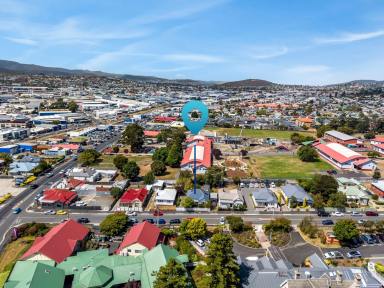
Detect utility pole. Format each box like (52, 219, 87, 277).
(193, 143, 197, 194)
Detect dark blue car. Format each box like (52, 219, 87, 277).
(157, 219, 166, 225)
(322, 219, 334, 225)
(143, 218, 155, 224)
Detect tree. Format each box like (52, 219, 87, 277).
(317, 125, 332, 138)
(204, 166, 225, 188)
(154, 258, 188, 288)
(157, 128, 186, 146)
(309, 174, 339, 201)
(312, 193, 325, 209)
(32, 160, 52, 176)
(113, 154, 128, 170)
(289, 195, 298, 208)
(333, 219, 359, 243)
(226, 216, 244, 233)
(297, 146, 318, 162)
(181, 197, 195, 208)
(264, 217, 292, 233)
(0, 153, 12, 167)
(368, 151, 381, 158)
(206, 233, 240, 288)
(121, 124, 144, 153)
(122, 161, 140, 180)
(373, 169, 381, 180)
(110, 187, 123, 199)
(78, 149, 101, 166)
(112, 146, 119, 153)
(179, 218, 207, 240)
(151, 160, 167, 176)
(143, 171, 155, 185)
(299, 217, 318, 238)
(328, 192, 347, 209)
(166, 142, 183, 167)
(152, 147, 169, 163)
(364, 132, 376, 139)
(100, 212, 128, 236)
(176, 171, 193, 192)
(67, 100, 79, 113)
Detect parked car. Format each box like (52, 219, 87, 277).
(143, 218, 155, 224)
(219, 217, 225, 225)
(170, 219, 181, 224)
(46, 172, 54, 178)
(322, 219, 334, 225)
(331, 211, 344, 217)
(196, 239, 205, 247)
(327, 170, 337, 175)
(44, 210, 56, 215)
(358, 219, 366, 225)
(157, 219, 166, 225)
(345, 237, 362, 249)
(346, 250, 361, 259)
(13, 207, 22, 214)
(77, 217, 89, 224)
(75, 201, 87, 207)
(56, 210, 67, 215)
(324, 251, 343, 259)
(126, 211, 137, 217)
(30, 184, 38, 189)
(377, 234, 384, 242)
(365, 211, 379, 217)
(317, 210, 330, 217)
(153, 210, 164, 216)
(351, 211, 362, 217)
(370, 234, 381, 243)
(129, 218, 139, 224)
(361, 234, 375, 245)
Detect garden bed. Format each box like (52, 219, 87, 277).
(232, 230, 261, 248)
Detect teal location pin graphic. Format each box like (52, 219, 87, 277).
(181, 100, 208, 135)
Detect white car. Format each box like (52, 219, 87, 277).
(219, 217, 225, 225)
(270, 182, 276, 188)
(324, 251, 343, 259)
(44, 210, 56, 215)
(126, 211, 137, 216)
(351, 211, 362, 217)
(196, 239, 205, 247)
(331, 211, 344, 217)
(75, 201, 87, 207)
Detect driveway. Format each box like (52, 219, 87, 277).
(232, 239, 266, 259)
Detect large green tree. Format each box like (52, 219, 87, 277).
(100, 212, 128, 236)
(204, 166, 225, 188)
(333, 219, 359, 243)
(297, 146, 318, 162)
(179, 218, 207, 240)
(309, 174, 339, 201)
(121, 124, 144, 153)
(206, 233, 240, 288)
(67, 100, 79, 113)
(122, 161, 140, 180)
(113, 154, 128, 170)
(153, 258, 189, 288)
(152, 147, 169, 163)
(151, 160, 167, 176)
(166, 142, 183, 167)
(327, 192, 347, 209)
(78, 149, 101, 166)
(143, 171, 155, 185)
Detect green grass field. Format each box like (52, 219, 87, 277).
(248, 155, 333, 179)
(206, 127, 315, 139)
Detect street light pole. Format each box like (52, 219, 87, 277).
(193, 143, 197, 195)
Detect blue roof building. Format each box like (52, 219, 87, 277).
(9, 162, 39, 175)
(186, 185, 210, 204)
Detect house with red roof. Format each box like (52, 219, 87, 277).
(314, 142, 373, 170)
(21, 219, 89, 263)
(372, 142, 384, 156)
(144, 130, 160, 137)
(154, 116, 177, 123)
(181, 136, 212, 174)
(371, 137, 384, 146)
(295, 117, 314, 128)
(118, 188, 150, 212)
(39, 189, 77, 208)
(115, 221, 163, 256)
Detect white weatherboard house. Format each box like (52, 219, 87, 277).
(155, 188, 177, 206)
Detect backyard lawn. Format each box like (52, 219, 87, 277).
(248, 155, 333, 179)
(205, 127, 315, 139)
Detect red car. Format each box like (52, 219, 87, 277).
(365, 211, 379, 216)
(153, 210, 164, 216)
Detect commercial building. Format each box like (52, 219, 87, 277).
(0, 128, 30, 142)
(324, 130, 357, 146)
(181, 136, 212, 174)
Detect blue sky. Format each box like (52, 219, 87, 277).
(0, 0, 384, 84)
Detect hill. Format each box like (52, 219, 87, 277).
(217, 79, 275, 88)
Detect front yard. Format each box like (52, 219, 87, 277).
(247, 155, 333, 179)
(205, 127, 315, 139)
(232, 229, 261, 248)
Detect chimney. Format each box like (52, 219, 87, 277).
(354, 274, 362, 288)
(336, 271, 343, 284)
(294, 270, 300, 279)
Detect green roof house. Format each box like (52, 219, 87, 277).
(337, 177, 370, 206)
(4, 261, 65, 288)
(57, 244, 189, 288)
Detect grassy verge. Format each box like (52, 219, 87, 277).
(232, 230, 261, 248)
(298, 229, 341, 249)
(248, 155, 333, 179)
(205, 127, 315, 139)
(270, 232, 290, 247)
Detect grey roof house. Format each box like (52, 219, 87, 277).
(186, 185, 210, 205)
(280, 184, 313, 206)
(245, 188, 278, 208)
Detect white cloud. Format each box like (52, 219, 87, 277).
(249, 46, 288, 60)
(314, 30, 384, 44)
(5, 37, 37, 46)
(163, 53, 224, 63)
(287, 65, 330, 74)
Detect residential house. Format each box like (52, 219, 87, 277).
(4, 260, 65, 288)
(39, 189, 77, 208)
(217, 188, 244, 209)
(248, 188, 278, 208)
(371, 136, 384, 146)
(155, 188, 177, 206)
(66, 167, 101, 182)
(119, 188, 150, 212)
(336, 177, 370, 206)
(21, 220, 89, 263)
(372, 143, 384, 156)
(371, 181, 384, 198)
(295, 117, 313, 128)
(116, 221, 163, 256)
(181, 136, 212, 174)
(186, 185, 210, 205)
(280, 184, 313, 206)
(9, 155, 41, 175)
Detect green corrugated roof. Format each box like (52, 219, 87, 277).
(5, 261, 64, 288)
(78, 265, 113, 288)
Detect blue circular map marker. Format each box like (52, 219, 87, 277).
(181, 100, 208, 135)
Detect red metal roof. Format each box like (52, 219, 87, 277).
(353, 158, 372, 167)
(154, 116, 177, 122)
(53, 144, 80, 150)
(144, 130, 160, 137)
(181, 137, 212, 168)
(315, 143, 364, 164)
(120, 188, 148, 204)
(41, 189, 77, 204)
(115, 221, 161, 253)
(373, 143, 384, 150)
(67, 179, 85, 189)
(372, 137, 384, 144)
(21, 220, 89, 263)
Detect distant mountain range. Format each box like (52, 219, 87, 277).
(0, 59, 383, 87)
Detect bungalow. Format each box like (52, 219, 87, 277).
(180, 137, 212, 174)
(21, 220, 89, 263)
(336, 177, 370, 206)
(116, 221, 163, 256)
(295, 117, 313, 128)
(186, 185, 210, 205)
(119, 188, 149, 212)
(248, 188, 278, 208)
(280, 184, 313, 206)
(324, 130, 357, 146)
(155, 188, 177, 206)
(372, 143, 384, 156)
(371, 181, 384, 198)
(39, 189, 77, 208)
(314, 142, 369, 170)
(217, 188, 244, 209)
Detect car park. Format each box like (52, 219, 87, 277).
(365, 211, 379, 217)
(170, 219, 181, 224)
(322, 219, 334, 225)
(346, 250, 361, 258)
